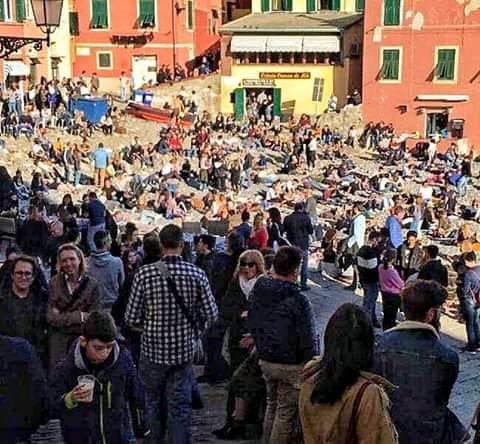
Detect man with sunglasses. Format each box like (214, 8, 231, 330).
(0, 255, 48, 366)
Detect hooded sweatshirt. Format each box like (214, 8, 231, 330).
(88, 251, 125, 307)
(248, 276, 317, 365)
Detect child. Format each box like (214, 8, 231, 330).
(50, 311, 150, 444)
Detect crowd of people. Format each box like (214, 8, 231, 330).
(1, 70, 480, 444)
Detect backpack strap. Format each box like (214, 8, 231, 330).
(347, 381, 372, 444)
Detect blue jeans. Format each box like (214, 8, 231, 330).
(460, 300, 480, 348)
(140, 358, 194, 444)
(300, 249, 309, 288)
(362, 282, 379, 324)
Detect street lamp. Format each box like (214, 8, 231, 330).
(0, 0, 64, 59)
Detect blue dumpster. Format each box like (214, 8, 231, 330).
(134, 90, 144, 103)
(143, 91, 154, 107)
(71, 97, 109, 124)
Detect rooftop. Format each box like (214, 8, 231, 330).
(220, 11, 363, 34)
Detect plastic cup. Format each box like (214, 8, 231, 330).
(77, 375, 95, 402)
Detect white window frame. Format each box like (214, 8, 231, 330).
(136, 0, 158, 31)
(97, 51, 113, 70)
(424, 108, 451, 139)
(90, 0, 111, 31)
(433, 45, 459, 84)
(379, 46, 403, 84)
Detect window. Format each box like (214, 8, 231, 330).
(426, 111, 449, 138)
(307, 0, 316, 12)
(97, 52, 112, 69)
(91, 0, 108, 29)
(356, 0, 364, 11)
(0, 0, 12, 21)
(139, 0, 155, 28)
(261, 0, 270, 11)
(186, 0, 193, 30)
(69, 11, 80, 35)
(384, 0, 401, 26)
(317, 0, 340, 10)
(272, 0, 293, 11)
(15, 0, 25, 21)
(380, 48, 401, 81)
(435, 48, 456, 81)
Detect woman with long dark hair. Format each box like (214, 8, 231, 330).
(300, 304, 398, 444)
(0, 166, 15, 212)
(266, 207, 283, 250)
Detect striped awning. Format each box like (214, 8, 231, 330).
(266, 36, 303, 53)
(231, 35, 267, 52)
(302, 35, 340, 53)
(4, 60, 30, 77)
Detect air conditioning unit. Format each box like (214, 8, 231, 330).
(350, 43, 361, 57)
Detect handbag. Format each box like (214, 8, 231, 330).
(347, 381, 372, 444)
(155, 260, 205, 364)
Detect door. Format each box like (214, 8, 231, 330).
(132, 55, 157, 89)
(234, 88, 245, 121)
(273, 88, 281, 117)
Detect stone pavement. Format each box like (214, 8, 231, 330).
(193, 273, 480, 443)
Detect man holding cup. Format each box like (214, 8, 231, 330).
(50, 311, 150, 443)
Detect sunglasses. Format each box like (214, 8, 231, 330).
(240, 261, 256, 268)
(14, 271, 33, 278)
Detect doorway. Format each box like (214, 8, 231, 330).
(233, 87, 281, 121)
(132, 55, 157, 89)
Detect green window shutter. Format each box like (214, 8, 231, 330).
(384, 0, 400, 26)
(16, 0, 26, 22)
(234, 88, 245, 121)
(330, 0, 341, 11)
(261, 0, 270, 12)
(139, 0, 155, 26)
(307, 0, 316, 12)
(284, 0, 293, 10)
(381, 49, 400, 80)
(356, 0, 365, 11)
(92, 0, 108, 28)
(0, 1, 5, 21)
(273, 88, 282, 116)
(436, 49, 456, 80)
(187, 0, 194, 29)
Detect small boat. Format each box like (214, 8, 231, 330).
(126, 102, 194, 127)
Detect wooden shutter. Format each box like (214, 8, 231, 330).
(0, 1, 5, 21)
(384, 0, 400, 25)
(312, 78, 325, 102)
(273, 88, 282, 116)
(92, 0, 108, 28)
(356, 0, 364, 10)
(437, 49, 455, 80)
(139, 0, 155, 26)
(330, 0, 341, 10)
(284, 0, 293, 10)
(382, 49, 399, 80)
(234, 88, 245, 121)
(16, 0, 25, 22)
(307, 0, 316, 12)
(69, 11, 80, 35)
(261, 0, 270, 12)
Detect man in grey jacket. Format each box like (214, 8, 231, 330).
(88, 230, 124, 310)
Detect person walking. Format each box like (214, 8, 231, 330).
(283, 202, 314, 291)
(300, 304, 398, 444)
(125, 225, 218, 443)
(91, 142, 110, 188)
(378, 249, 404, 331)
(375, 280, 466, 443)
(248, 246, 317, 444)
(88, 230, 125, 311)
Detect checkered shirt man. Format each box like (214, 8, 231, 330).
(125, 255, 218, 365)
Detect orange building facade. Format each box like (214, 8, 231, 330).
(363, 0, 480, 150)
(71, 0, 222, 90)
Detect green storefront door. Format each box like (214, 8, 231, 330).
(273, 88, 282, 117)
(234, 88, 245, 121)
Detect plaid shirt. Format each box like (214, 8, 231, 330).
(125, 255, 218, 365)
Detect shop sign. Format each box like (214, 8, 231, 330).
(260, 72, 311, 80)
(242, 79, 276, 87)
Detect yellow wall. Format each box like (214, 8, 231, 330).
(221, 63, 336, 116)
(251, 0, 356, 13)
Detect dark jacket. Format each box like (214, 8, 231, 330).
(283, 210, 313, 251)
(398, 243, 423, 278)
(418, 260, 449, 287)
(50, 339, 150, 444)
(0, 286, 49, 364)
(248, 276, 317, 365)
(0, 336, 49, 443)
(195, 251, 215, 277)
(17, 218, 50, 259)
(357, 245, 379, 285)
(209, 251, 238, 303)
(375, 322, 465, 444)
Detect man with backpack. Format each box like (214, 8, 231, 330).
(458, 251, 480, 353)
